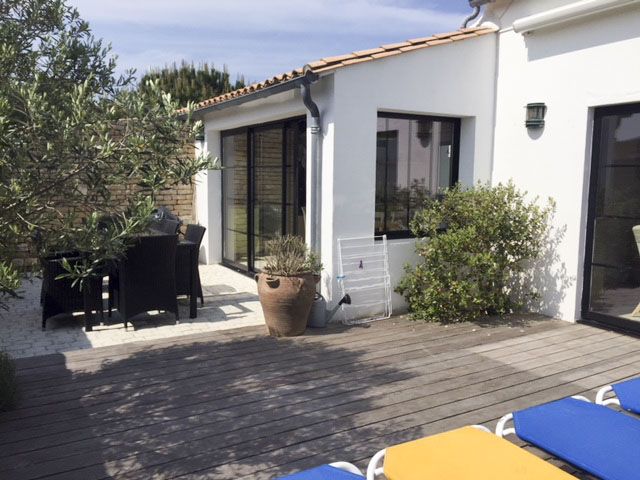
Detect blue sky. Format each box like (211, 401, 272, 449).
(68, 1, 472, 84)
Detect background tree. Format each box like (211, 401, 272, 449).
(0, 0, 214, 299)
(140, 61, 245, 106)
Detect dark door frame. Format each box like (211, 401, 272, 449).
(581, 102, 640, 333)
(221, 116, 306, 273)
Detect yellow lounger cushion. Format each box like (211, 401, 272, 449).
(383, 426, 576, 480)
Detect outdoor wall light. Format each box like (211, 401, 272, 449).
(525, 103, 547, 129)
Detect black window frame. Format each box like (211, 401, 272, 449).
(221, 116, 306, 273)
(581, 101, 640, 334)
(375, 112, 461, 239)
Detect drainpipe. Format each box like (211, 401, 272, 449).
(462, 0, 495, 28)
(300, 71, 321, 256)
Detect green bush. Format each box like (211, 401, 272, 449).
(397, 182, 554, 322)
(0, 351, 18, 411)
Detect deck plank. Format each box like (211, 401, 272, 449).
(0, 316, 638, 479)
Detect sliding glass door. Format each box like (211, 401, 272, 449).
(222, 131, 249, 269)
(252, 126, 285, 270)
(222, 118, 306, 272)
(583, 102, 640, 331)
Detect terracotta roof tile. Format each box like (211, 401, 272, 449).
(371, 50, 403, 59)
(399, 44, 427, 53)
(407, 36, 437, 44)
(381, 41, 412, 50)
(341, 56, 375, 66)
(306, 60, 327, 69)
(473, 27, 498, 35)
(312, 65, 338, 74)
(433, 30, 462, 39)
(426, 38, 454, 46)
(352, 47, 386, 56)
(188, 25, 496, 113)
(321, 53, 356, 63)
(450, 33, 478, 41)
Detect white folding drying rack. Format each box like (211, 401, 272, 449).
(336, 234, 392, 324)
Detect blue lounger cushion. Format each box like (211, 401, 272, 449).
(513, 397, 640, 480)
(613, 377, 640, 414)
(278, 465, 363, 480)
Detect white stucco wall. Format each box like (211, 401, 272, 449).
(197, 35, 497, 318)
(194, 0, 640, 325)
(196, 35, 495, 318)
(323, 34, 498, 314)
(487, 1, 640, 320)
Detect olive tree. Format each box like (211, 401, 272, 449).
(0, 0, 214, 299)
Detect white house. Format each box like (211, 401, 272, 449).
(192, 0, 640, 332)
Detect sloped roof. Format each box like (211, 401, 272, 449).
(191, 25, 496, 113)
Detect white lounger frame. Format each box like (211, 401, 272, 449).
(595, 385, 620, 407)
(365, 425, 491, 480)
(495, 395, 591, 438)
(328, 462, 363, 476)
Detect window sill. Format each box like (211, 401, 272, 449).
(375, 232, 415, 240)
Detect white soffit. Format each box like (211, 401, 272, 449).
(513, 0, 640, 34)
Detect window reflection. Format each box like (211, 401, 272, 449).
(375, 114, 459, 237)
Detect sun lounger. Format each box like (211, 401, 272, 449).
(596, 377, 640, 414)
(496, 396, 640, 480)
(366, 425, 576, 479)
(278, 462, 364, 479)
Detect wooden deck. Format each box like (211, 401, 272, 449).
(1, 315, 639, 479)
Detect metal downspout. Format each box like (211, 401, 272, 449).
(300, 73, 321, 256)
(462, 0, 495, 28)
(462, 6, 481, 27)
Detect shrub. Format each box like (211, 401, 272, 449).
(397, 182, 554, 322)
(263, 235, 322, 276)
(0, 351, 18, 411)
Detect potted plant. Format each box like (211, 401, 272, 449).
(256, 235, 322, 337)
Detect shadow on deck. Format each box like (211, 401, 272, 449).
(0, 315, 638, 479)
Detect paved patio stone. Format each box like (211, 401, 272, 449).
(0, 264, 265, 359)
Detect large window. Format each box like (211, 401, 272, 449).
(375, 113, 460, 237)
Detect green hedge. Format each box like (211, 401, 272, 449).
(397, 182, 554, 323)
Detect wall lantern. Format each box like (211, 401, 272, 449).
(525, 102, 547, 129)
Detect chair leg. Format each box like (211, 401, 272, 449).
(199, 285, 204, 306)
(42, 315, 46, 331)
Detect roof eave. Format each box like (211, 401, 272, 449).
(190, 71, 319, 119)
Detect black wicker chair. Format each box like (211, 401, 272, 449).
(41, 255, 102, 330)
(152, 218, 181, 235)
(114, 234, 179, 329)
(176, 224, 206, 306)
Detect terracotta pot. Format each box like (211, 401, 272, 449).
(256, 272, 316, 337)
